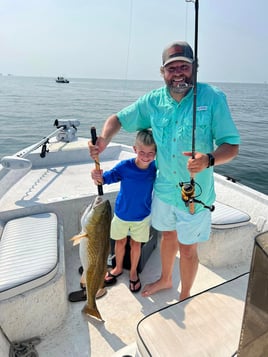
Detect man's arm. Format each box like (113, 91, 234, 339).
(212, 143, 239, 166)
(184, 143, 239, 174)
(100, 114, 122, 147)
(88, 114, 122, 159)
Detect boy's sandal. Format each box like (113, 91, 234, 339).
(129, 277, 141, 293)
(68, 287, 107, 302)
(68, 289, 86, 302)
(104, 271, 122, 286)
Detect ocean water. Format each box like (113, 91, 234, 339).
(0, 76, 267, 195)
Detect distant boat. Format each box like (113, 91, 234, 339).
(56, 76, 69, 83)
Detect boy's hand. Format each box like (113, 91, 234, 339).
(91, 169, 103, 185)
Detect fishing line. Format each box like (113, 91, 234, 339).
(185, 1, 189, 40)
(124, 0, 133, 84)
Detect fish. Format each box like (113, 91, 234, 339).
(71, 195, 112, 320)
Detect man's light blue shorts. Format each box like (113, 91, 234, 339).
(151, 195, 211, 245)
(111, 214, 151, 243)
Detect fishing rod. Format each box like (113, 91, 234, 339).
(180, 0, 214, 213)
(186, 0, 198, 159)
(179, 0, 199, 214)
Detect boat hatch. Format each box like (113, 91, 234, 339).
(211, 201, 251, 229)
(0, 213, 58, 300)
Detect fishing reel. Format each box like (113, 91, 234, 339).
(180, 179, 195, 204)
(54, 119, 80, 129)
(179, 180, 215, 212)
(54, 119, 80, 142)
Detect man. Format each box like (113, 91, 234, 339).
(89, 41, 240, 301)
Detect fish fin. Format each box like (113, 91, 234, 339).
(82, 304, 103, 321)
(70, 233, 88, 246)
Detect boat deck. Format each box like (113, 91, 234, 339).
(36, 234, 250, 356)
(0, 138, 265, 356)
(137, 274, 248, 357)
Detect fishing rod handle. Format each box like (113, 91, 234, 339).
(90, 126, 103, 196)
(189, 201, 195, 215)
(189, 176, 195, 214)
(97, 183, 104, 196)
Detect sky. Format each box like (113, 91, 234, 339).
(1, 0, 268, 83)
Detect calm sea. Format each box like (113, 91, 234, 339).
(0, 76, 267, 195)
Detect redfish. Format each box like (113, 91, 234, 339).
(71, 195, 111, 320)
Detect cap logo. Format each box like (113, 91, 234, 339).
(168, 45, 186, 58)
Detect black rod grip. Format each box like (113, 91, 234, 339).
(91, 126, 97, 145)
(97, 183, 103, 196)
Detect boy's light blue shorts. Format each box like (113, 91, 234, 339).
(151, 195, 211, 245)
(111, 214, 151, 243)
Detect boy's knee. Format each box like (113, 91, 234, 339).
(130, 239, 141, 248)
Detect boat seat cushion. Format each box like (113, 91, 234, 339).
(211, 202, 250, 229)
(0, 213, 58, 301)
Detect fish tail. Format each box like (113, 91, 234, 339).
(82, 304, 103, 321)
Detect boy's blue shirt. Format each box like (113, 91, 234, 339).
(103, 158, 156, 221)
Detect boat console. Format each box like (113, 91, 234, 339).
(236, 231, 268, 356)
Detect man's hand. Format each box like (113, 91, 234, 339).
(184, 144, 239, 175)
(88, 136, 108, 160)
(183, 152, 208, 175)
(88, 114, 122, 160)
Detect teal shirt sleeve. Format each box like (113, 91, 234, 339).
(210, 86, 240, 146)
(117, 92, 155, 131)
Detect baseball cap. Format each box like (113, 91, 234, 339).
(162, 41, 194, 66)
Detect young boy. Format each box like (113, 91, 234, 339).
(91, 129, 156, 293)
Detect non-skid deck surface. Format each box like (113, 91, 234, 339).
(137, 274, 248, 357)
(0, 160, 121, 210)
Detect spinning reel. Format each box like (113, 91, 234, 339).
(179, 179, 215, 212)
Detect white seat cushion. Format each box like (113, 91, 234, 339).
(0, 213, 58, 300)
(212, 202, 250, 229)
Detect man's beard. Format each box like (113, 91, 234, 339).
(167, 78, 194, 94)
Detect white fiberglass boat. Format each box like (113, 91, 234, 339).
(0, 120, 267, 356)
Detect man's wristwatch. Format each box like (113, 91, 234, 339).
(206, 153, 215, 168)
